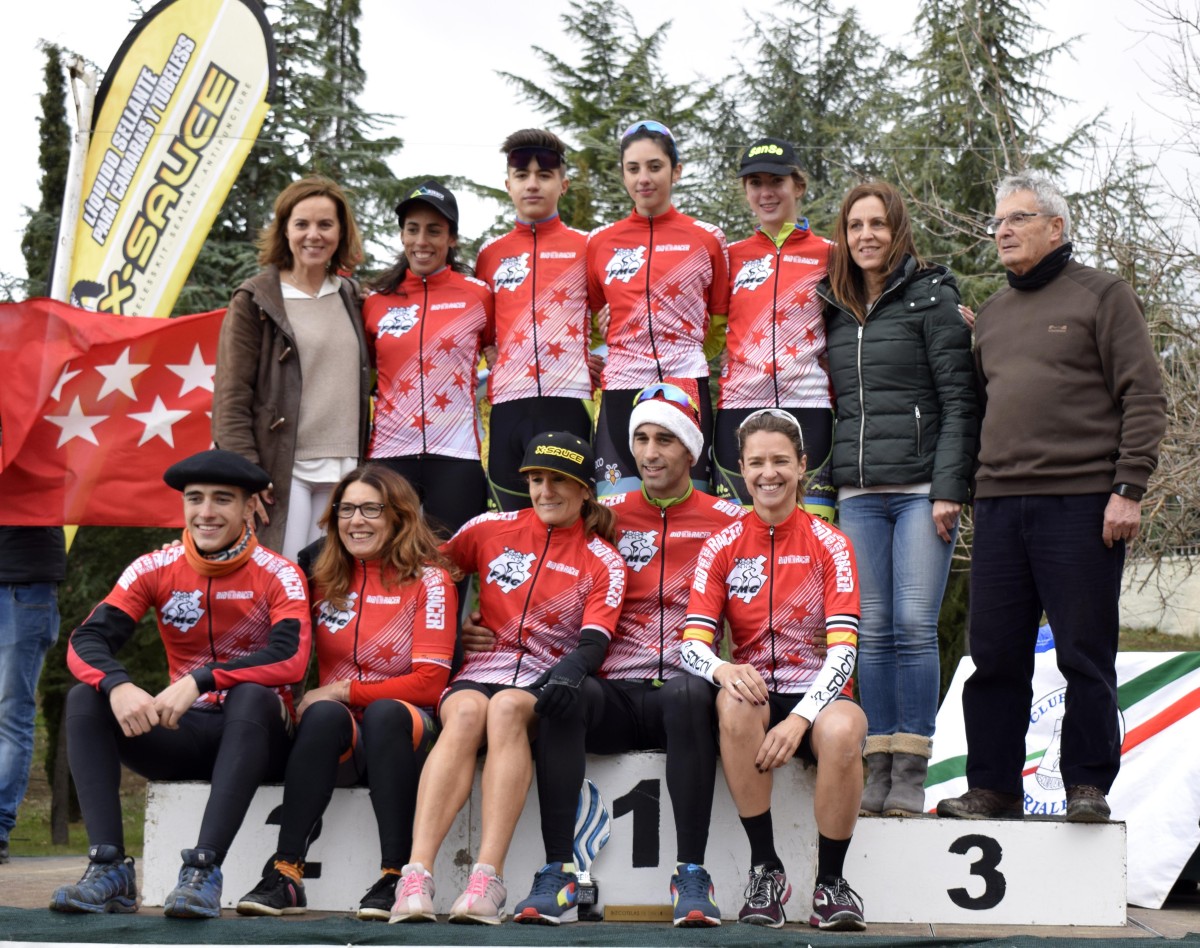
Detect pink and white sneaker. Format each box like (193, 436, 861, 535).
(449, 863, 507, 925)
(388, 862, 435, 923)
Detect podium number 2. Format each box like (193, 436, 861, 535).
(947, 834, 1006, 909)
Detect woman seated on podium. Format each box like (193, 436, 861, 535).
(235, 464, 457, 920)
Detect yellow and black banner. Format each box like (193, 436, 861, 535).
(68, 0, 275, 317)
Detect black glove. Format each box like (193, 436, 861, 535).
(532, 650, 591, 718)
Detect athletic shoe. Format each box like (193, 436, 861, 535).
(809, 877, 866, 931)
(448, 863, 506, 925)
(513, 862, 578, 925)
(389, 862, 436, 923)
(357, 873, 400, 920)
(163, 847, 223, 919)
(235, 863, 306, 916)
(1066, 785, 1111, 823)
(670, 863, 721, 927)
(936, 787, 1023, 820)
(49, 844, 138, 914)
(738, 864, 790, 927)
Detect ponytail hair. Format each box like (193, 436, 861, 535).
(582, 495, 618, 546)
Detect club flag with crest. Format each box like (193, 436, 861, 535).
(0, 299, 224, 527)
(66, 0, 274, 317)
(926, 651, 1200, 909)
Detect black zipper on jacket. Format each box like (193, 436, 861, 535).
(205, 577, 220, 704)
(645, 215, 663, 381)
(512, 525, 553, 685)
(351, 563, 367, 681)
(531, 222, 542, 396)
(418, 277, 429, 454)
(770, 237, 783, 407)
(767, 525, 777, 689)
(657, 506, 668, 682)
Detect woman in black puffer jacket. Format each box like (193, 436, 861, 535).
(816, 181, 978, 818)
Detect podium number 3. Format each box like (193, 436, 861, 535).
(947, 834, 1006, 909)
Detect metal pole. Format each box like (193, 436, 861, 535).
(48, 55, 96, 304)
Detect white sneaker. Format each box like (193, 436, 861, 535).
(448, 863, 507, 924)
(388, 862, 435, 923)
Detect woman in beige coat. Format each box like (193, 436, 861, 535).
(213, 176, 372, 559)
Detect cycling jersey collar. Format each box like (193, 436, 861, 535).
(640, 481, 693, 509)
(401, 264, 454, 289)
(750, 502, 803, 533)
(514, 213, 564, 230)
(758, 218, 811, 249)
(625, 205, 681, 226)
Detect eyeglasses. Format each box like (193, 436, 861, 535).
(507, 146, 564, 170)
(335, 502, 385, 519)
(984, 211, 1045, 235)
(738, 408, 806, 451)
(634, 382, 700, 420)
(620, 120, 675, 143)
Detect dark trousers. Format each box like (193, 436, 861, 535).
(964, 493, 1124, 796)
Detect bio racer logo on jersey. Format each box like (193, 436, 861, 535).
(727, 556, 768, 603)
(162, 589, 204, 633)
(317, 591, 357, 633)
(733, 254, 774, 293)
(493, 253, 531, 291)
(486, 547, 537, 593)
(378, 305, 421, 337)
(604, 246, 647, 284)
(618, 529, 660, 572)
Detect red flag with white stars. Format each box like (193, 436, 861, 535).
(0, 298, 223, 527)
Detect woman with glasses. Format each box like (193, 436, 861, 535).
(213, 176, 371, 560)
(716, 138, 836, 521)
(587, 119, 731, 496)
(815, 182, 978, 817)
(680, 409, 868, 930)
(235, 465, 457, 920)
(390, 432, 626, 925)
(364, 180, 492, 538)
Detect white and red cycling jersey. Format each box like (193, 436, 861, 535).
(587, 206, 731, 389)
(67, 539, 311, 716)
(364, 267, 492, 460)
(313, 560, 457, 713)
(444, 508, 627, 686)
(476, 216, 592, 404)
(721, 224, 833, 409)
(683, 505, 859, 698)
(599, 487, 744, 680)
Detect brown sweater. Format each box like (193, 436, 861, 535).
(974, 258, 1166, 498)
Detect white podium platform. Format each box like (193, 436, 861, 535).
(143, 751, 1125, 923)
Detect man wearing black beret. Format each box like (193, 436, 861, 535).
(50, 450, 313, 919)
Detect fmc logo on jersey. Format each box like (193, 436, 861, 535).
(733, 254, 774, 293)
(486, 547, 537, 593)
(162, 589, 204, 633)
(493, 253, 531, 291)
(317, 592, 357, 633)
(378, 304, 420, 337)
(604, 246, 647, 284)
(618, 529, 660, 572)
(726, 556, 768, 603)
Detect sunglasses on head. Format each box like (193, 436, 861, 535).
(620, 120, 675, 143)
(738, 408, 806, 451)
(634, 382, 700, 419)
(507, 146, 564, 171)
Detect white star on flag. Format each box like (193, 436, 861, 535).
(51, 362, 82, 401)
(167, 345, 216, 396)
(129, 396, 190, 448)
(95, 347, 151, 399)
(44, 396, 109, 447)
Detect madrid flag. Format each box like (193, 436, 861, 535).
(0, 299, 223, 526)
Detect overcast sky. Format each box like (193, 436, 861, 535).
(1, 0, 1191, 291)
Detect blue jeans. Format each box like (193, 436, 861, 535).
(837, 493, 955, 738)
(0, 582, 60, 840)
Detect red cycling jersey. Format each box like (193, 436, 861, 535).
(587, 206, 731, 389)
(683, 506, 859, 692)
(476, 216, 592, 404)
(599, 487, 744, 680)
(444, 508, 627, 687)
(721, 225, 834, 409)
(313, 560, 457, 712)
(364, 267, 493, 460)
(67, 541, 311, 716)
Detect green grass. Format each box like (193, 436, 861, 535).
(1120, 626, 1200, 651)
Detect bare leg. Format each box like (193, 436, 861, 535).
(408, 690, 489, 867)
(475, 689, 537, 874)
(810, 701, 868, 839)
(716, 688, 773, 816)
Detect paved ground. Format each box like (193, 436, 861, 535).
(4, 855, 1200, 938)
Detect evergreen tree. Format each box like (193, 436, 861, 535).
(20, 43, 71, 298)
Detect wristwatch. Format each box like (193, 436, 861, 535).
(1112, 483, 1145, 502)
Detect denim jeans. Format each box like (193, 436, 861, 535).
(0, 582, 60, 840)
(963, 493, 1123, 795)
(837, 493, 955, 738)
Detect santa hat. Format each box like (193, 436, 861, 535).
(628, 378, 704, 463)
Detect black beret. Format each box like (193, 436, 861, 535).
(163, 449, 271, 493)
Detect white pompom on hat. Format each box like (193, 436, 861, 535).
(628, 378, 704, 463)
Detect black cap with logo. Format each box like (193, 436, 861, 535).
(395, 179, 459, 229)
(738, 137, 800, 177)
(519, 431, 595, 489)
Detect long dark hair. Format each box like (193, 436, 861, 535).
(311, 465, 459, 610)
(369, 208, 471, 296)
(827, 181, 925, 321)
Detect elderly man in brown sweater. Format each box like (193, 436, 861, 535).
(937, 172, 1167, 824)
